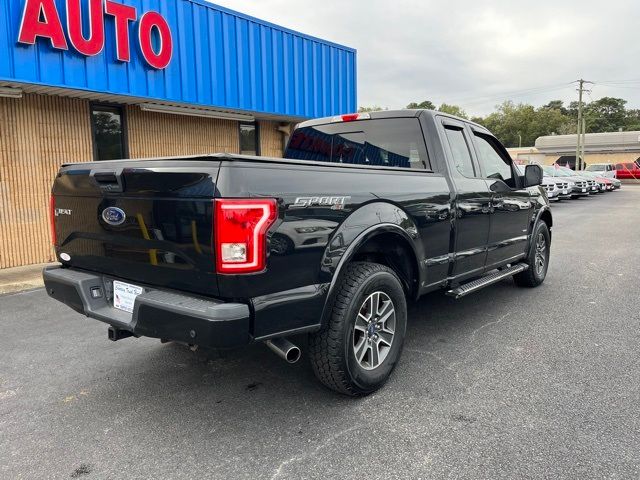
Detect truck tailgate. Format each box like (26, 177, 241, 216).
(52, 160, 221, 297)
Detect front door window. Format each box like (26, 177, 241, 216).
(473, 134, 515, 187)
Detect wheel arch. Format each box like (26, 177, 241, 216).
(319, 223, 422, 327)
(527, 206, 553, 257)
(539, 208, 553, 230)
(531, 205, 553, 237)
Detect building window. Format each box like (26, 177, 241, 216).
(239, 122, 259, 155)
(91, 104, 128, 160)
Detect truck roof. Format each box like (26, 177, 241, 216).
(297, 109, 486, 131)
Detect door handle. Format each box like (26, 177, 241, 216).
(90, 169, 125, 193)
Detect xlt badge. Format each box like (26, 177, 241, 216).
(54, 208, 72, 216)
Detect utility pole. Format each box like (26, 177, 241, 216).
(574, 79, 593, 170)
(580, 117, 587, 168)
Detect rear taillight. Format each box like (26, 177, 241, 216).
(214, 199, 278, 274)
(49, 194, 57, 246)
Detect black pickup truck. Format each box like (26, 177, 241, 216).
(44, 110, 552, 396)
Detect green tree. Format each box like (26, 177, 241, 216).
(583, 97, 628, 133)
(478, 101, 572, 148)
(406, 100, 436, 110)
(624, 109, 640, 131)
(542, 100, 568, 116)
(438, 103, 468, 119)
(404, 95, 640, 145)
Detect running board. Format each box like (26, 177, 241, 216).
(446, 264, 529, 299)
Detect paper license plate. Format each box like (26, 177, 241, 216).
(582, 188, 586, 192)
(113, 281, 144, 313)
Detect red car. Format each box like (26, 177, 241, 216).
(597, 176, 614, 191)
(615, 162, 640, 180)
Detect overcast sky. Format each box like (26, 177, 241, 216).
(212, 0, 640, 116)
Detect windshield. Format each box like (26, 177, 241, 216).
(543, 166, 570, 177)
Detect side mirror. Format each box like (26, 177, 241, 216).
(524, 164, 543, 187)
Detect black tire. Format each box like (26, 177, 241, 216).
(308, 262, 407, 396)
(514, 221, 551, 288)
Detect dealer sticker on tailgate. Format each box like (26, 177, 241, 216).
(113, 281, 144, 314)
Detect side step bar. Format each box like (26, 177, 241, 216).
(446, 264, 529, 299)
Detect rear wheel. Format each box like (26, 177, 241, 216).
(514, 221, 550, 288)
(308, 262, 407, 396)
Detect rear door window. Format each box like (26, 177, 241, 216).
(285, 118, 430, 170)
(443, 127, 475, 177)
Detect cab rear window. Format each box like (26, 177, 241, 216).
(285, 118, 430, 170)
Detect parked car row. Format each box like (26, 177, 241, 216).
(516, 165, 621, 202)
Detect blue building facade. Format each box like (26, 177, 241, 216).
(0, 0, 357, 118)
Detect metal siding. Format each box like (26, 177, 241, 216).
(237, 17, 250, 110)
(0, 0, 356, 118)
(273, 29, 284, 113)
(0, 1, 11, 77)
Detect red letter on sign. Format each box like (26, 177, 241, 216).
(17, 0, 68, 49)
(138, 11, 173, 69)
(105, 1, 137, 62)
(66, 0, 104, 56)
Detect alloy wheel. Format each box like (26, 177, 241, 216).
(353, 291, 396, 370)
(535, 233, 547, 275)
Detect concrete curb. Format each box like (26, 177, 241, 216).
(0, 263, 55, 295)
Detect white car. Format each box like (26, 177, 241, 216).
(541, 179, 561, 201)
(516, 165, 564, 200)
(585, 163, 616, 179)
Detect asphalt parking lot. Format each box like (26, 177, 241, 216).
(2, 185, 639, 480)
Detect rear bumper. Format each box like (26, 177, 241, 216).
(43, 266, 251, 348)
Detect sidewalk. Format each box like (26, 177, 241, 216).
(0, 263, 54, 295)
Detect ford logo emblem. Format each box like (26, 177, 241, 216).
(102, 207, 126, 226)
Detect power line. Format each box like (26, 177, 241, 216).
(454, 83, 573, 104)
(458, 85, 573, 107)
(423, 82, 574, 107)
(597, 84, 640, 91)
(595, 78, 640, 85)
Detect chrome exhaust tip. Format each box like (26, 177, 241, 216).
(265, 337, 301, 364)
